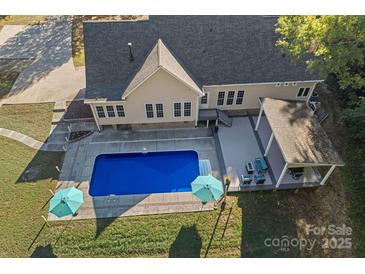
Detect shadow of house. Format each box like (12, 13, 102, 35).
(0, 16, 72, 96)
(92, 194, 150, 239)
(94, 217, 118, 239)
(169, 225, 202, 258)
(16, 148, 64, 183)
(30, 244, 57, 258)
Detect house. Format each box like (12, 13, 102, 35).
(83, 16, 320, 130)
(81, 16, 343, 191)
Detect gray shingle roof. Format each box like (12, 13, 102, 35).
(84, 16, 320, 100)
(262, 98, 344, 166)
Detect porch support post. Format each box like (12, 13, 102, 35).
(255, 103, 264, 131)
(276, 162, 288, 188)
(264, 132, 274, 157)
(320, 165, 336, 186)
(195, 98, 200, 127)
(90, 104, 101, 132)
(215, 119, 219, 126)
(206, 120, 209, 128)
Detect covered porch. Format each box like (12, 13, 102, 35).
(255, 98, 344, 188)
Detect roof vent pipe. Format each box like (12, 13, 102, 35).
(128, 42, 134, 62)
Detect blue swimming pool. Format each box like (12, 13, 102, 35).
(89, 150, 199, 196)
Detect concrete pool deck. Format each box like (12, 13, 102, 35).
(49, 127, 221, 221)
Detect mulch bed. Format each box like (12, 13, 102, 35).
(68, 130, 93, 143)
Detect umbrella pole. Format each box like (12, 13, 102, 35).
(41, 215, 49, 227)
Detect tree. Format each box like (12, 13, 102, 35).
(276, 16, 365, 90)
(344, 97, 365, 141)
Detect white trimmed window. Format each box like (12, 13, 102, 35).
(226, 91, 235, 105)
(201, 93, 208, 104)
(145, 104, 154, 118)
(236, 90, 245, 105)
(156, 103, 164, 118)
(184, 102, 192, 117)
(217, 91, 225, 105)
(174, 103, 181, 117)
(116, 105, 125, 117)
(96, 106, 105, 118)
(303, 87, 311, 97)
(297, 87, 311, 97)
(106, 106, 115, 117)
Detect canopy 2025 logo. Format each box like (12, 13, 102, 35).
(264, 224, 352, 252)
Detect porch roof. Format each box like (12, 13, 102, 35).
(261, 98, 344, 166)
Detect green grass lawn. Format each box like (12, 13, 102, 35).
(0, 60, 30, 100)
(0, 75, 18, 99)
(0, 137, 64, 257)
(0, 103, 54, 142)
(0, 16, 48, 26)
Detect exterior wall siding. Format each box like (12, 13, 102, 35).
(88, 79, 320, 128)
(89, 69, 200, 127)
(201, 81, 318, 111)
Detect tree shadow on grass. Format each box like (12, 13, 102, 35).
(0, 16, 72, 96)
(169, 224, 202, 258)
(31, 244, 57, 258)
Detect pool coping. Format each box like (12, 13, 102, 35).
(48, 180, 215, 221)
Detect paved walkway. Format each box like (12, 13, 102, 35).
(0, 16, 85, 104)
(0, 127, 66, 151)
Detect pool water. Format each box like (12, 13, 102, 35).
(89, 150, 199, 196)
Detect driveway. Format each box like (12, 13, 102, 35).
(0, 16, 85, 104)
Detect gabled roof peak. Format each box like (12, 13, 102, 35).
(123, 38, 203, 98)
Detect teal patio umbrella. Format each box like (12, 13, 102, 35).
(191, 175, 224, 202)
(49, 187, 84, 217)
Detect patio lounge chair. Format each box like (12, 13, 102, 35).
(254, 157, 268, 174)
(254, 174, 265, 184)
(240, 174, 253, 185)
